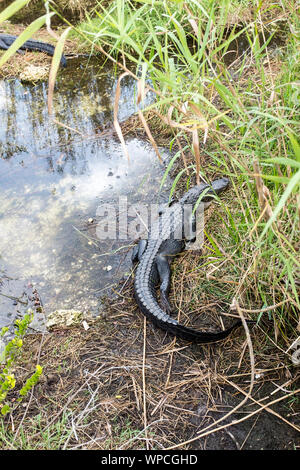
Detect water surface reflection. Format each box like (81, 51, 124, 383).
(0, 59, 170, 330)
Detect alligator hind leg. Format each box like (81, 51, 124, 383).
(131, 239, 147, 263)
(156, 239, 185, 313)
(156, 254, 173, 314)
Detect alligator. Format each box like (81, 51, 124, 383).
(133, 177, 253, 343)
(0, 34, 67, 67)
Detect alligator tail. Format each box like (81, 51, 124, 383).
(163, 319, 253, 344)
(0, 35, 67, 67)
(134, 282, 255, 344)
(20, 40, 67, 67)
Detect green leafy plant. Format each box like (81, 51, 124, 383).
(0, 311, 43, 416)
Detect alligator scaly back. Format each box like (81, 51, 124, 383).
(134, 239, 245, 344)
(133, 178, 253, 343)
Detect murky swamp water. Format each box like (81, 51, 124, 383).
(0, 58, 171, 332)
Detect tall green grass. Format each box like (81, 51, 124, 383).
(75, 0, 299, 345)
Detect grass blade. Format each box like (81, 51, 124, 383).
(48, 27, 71, 114)
(259, 169, 300, 240)
(0, 0, 29, 24)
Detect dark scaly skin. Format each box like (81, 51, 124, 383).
(0, 34, 67, 67)
(133, 178, 253, 343)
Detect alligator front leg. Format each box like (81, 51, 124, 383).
(184, 212, 197, 243)
(158, 197, 176, 216)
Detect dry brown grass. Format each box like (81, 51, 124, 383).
(2, 270, 299, 450)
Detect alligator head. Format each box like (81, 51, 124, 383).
(180, 177, 229, 206)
